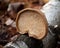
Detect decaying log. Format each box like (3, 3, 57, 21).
(42, 26, 57, 48)
(4, 34, 43, 48)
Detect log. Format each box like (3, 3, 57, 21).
(4, 34, 43, 48)
(42, 26, 57, 48)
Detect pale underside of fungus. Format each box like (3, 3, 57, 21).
(16, 8, 48, 39)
